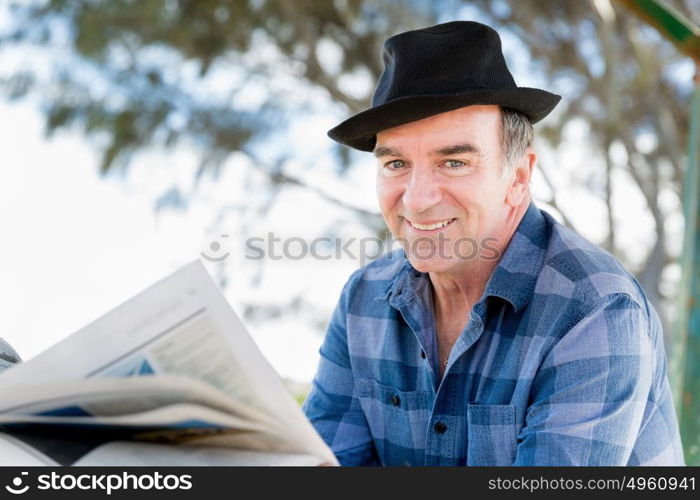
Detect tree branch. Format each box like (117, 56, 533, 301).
(535, 161, 578, 230)
(246, 159, 382, 221)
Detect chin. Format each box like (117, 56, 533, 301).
(406, 255, 456, 274)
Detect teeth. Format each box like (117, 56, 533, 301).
(410, 219, 452, 230)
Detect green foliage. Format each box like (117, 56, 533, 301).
(1, 0, 442, 174)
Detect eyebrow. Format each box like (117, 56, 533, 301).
(373, 145, 401, 158)
(433, 143, 482, 156)
(372, 143, 481, 158)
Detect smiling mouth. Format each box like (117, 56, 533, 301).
(405, 218, 456, 231)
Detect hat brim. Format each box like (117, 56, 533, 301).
(327, 88, 561, 152)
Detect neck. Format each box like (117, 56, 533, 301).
(429, 197, 530, 313)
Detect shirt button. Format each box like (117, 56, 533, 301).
(420, 349, 426, 359)
(391, 394, 401, 407)
(433, 421, 447, 434)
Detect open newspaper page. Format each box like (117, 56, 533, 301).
(0, 261, 336, 466)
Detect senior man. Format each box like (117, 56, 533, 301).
(302, 21, 684, 466)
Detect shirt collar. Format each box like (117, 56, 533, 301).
(484, 201, 550, 312)
(382, 201, 550, 314)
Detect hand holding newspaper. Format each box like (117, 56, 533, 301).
(0, 261, 337, 466)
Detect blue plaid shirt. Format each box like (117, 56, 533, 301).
(303, 202, 685, 466)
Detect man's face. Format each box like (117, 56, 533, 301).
(374, 105, 528, 274)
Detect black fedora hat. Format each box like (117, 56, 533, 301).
(328, 21, 561, 152)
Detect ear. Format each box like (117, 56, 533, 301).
(505, 147, 536, 207)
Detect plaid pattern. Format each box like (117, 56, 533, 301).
(303, 202, 685, 466)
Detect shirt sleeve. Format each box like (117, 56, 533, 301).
(514, 293, 654, 465)
(302, 273, 380, 466)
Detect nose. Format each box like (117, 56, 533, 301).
(401, 167, 443, 213)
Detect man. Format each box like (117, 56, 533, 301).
(302, 21, 685, 466)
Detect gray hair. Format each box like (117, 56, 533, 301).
(500, 107, 534, 174)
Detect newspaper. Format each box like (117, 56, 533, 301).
(0, 261, 336, 466)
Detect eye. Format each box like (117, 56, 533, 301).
(385, 159, 406, 170)
(444, 159, 467, 169)
(379, 159, 408, 177)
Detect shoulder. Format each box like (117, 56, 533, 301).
(537, 210, 649, 315)
(338, 248, 408, 305)
(345, 247, 407, 286)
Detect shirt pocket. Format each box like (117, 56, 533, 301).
(466, 403, 520, 466)
(356, 378, 431, 466)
